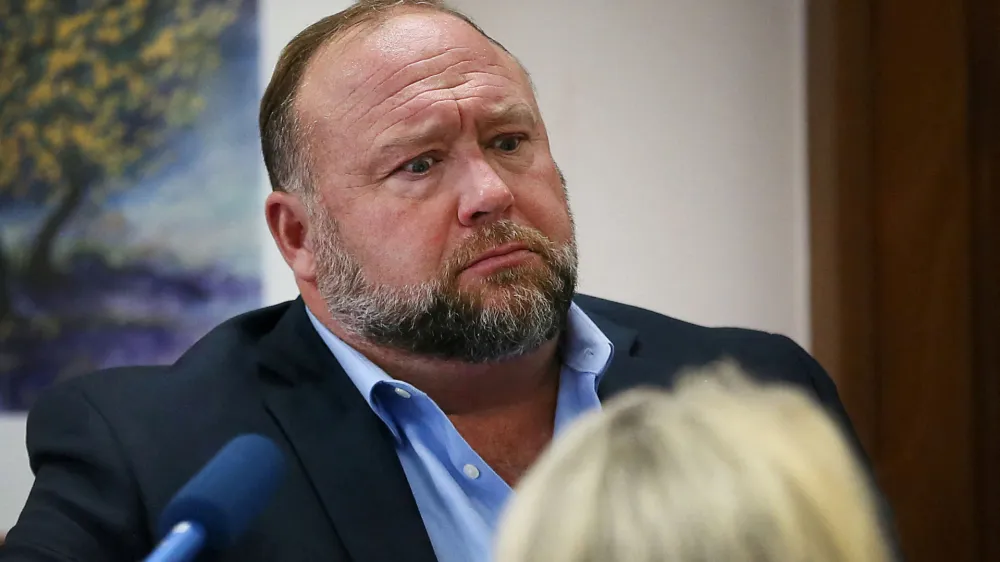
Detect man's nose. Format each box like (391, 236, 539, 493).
(457, 158, 515, 227)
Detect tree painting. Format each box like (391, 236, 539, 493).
(0, 0, 262, 410)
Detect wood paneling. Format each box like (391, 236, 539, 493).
(807, 0, 879, 459)
(968, 2, 1000, 561)
(873, 1, 976, 558)
(808, 0, 999, 560)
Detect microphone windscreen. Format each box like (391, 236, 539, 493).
(156, 434, 287, 550)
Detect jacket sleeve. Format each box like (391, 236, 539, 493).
(777, 335, 905, 562)
(0, 383, 150, 562)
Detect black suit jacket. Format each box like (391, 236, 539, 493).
(0, 295, 897, 561)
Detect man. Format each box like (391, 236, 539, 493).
(0, 1, 897, 561)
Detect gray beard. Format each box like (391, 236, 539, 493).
(311, 213, 578, 363)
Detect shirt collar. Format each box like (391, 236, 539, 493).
(304, 302, 615, 436)
(561, 302, 615, 380)
(304, 306, 394, 415)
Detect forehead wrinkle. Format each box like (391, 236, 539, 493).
(372, 97, 463, 149)
(326, 37, 520, 129)
(299, 43, 472, 137)
(367, 90, 461, 146)
(357, 46, 478, 102)
(345, 45, 520, 127)
(476, 100, 539, 130)
(456, 75, 530, 101)
(349, 56, 480, 129)
(366, 72, 513, 135)
(338, 46, 472, 122)
(371, 84, 530, 151)
(366, 69, 530, 141)
(370, 93, 538, 164)
(298, 58, 471, 174)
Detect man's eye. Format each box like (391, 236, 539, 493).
(400, 155, 436, 175)
(491, 135, 523, 152)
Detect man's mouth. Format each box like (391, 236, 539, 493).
(462, 242, 537, 275)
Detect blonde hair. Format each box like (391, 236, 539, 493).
(495, 361, 890, 562)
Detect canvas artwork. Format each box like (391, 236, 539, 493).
(0, 0, 262, 411)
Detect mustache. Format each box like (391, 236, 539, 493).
(445, 220, 560, 277)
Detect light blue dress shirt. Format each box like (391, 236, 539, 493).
(305, 303, 614, 562)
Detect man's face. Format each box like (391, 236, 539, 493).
(295, 10, 577, 362)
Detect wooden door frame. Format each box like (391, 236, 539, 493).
(807, 0, 999, 560)
(806, 0, 879, 458)
(968, 1, 1000, 559)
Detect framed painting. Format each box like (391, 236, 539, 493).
(0, 0, 262, 411)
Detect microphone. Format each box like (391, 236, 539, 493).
(144, 434, 287, 562)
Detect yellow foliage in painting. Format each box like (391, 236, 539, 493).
(142, 29, 177, 62)
(27, 81, 54, 106)
(35, 149, 62, 184)
(96, 25, 124, 45)
(46, 49, 83, 77)
(124, 69, 150, 100)
(92, 60, 111, 89)
(43, 123, 66, 150)
(103, 7, 123, 25)
(31, 25, 47, 47)
(0, 139, 18, 187)
(56, 12, 96, 42)
(17, 122, 38, 140)
(1, 0, 245, 205)
(26, 0, 49, 15)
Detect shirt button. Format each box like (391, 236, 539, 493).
(394, 387, 412, 399)
(463, 464, 481, 480)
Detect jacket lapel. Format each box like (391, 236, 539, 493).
(586, 309, 682, 400)
(256, 299, 437, 562)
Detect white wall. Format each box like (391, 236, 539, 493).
(1, 0, 807, 531)
(0, 418, 33, 530)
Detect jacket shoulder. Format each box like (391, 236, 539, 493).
(573, 293, 814, 386)
(574, 293, 792, 345)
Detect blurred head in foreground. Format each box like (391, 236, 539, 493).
(494, 361, 890, 562)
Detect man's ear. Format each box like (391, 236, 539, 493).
(265, 190, 318, 283)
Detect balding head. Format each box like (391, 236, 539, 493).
(259, 0, 519, 194)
